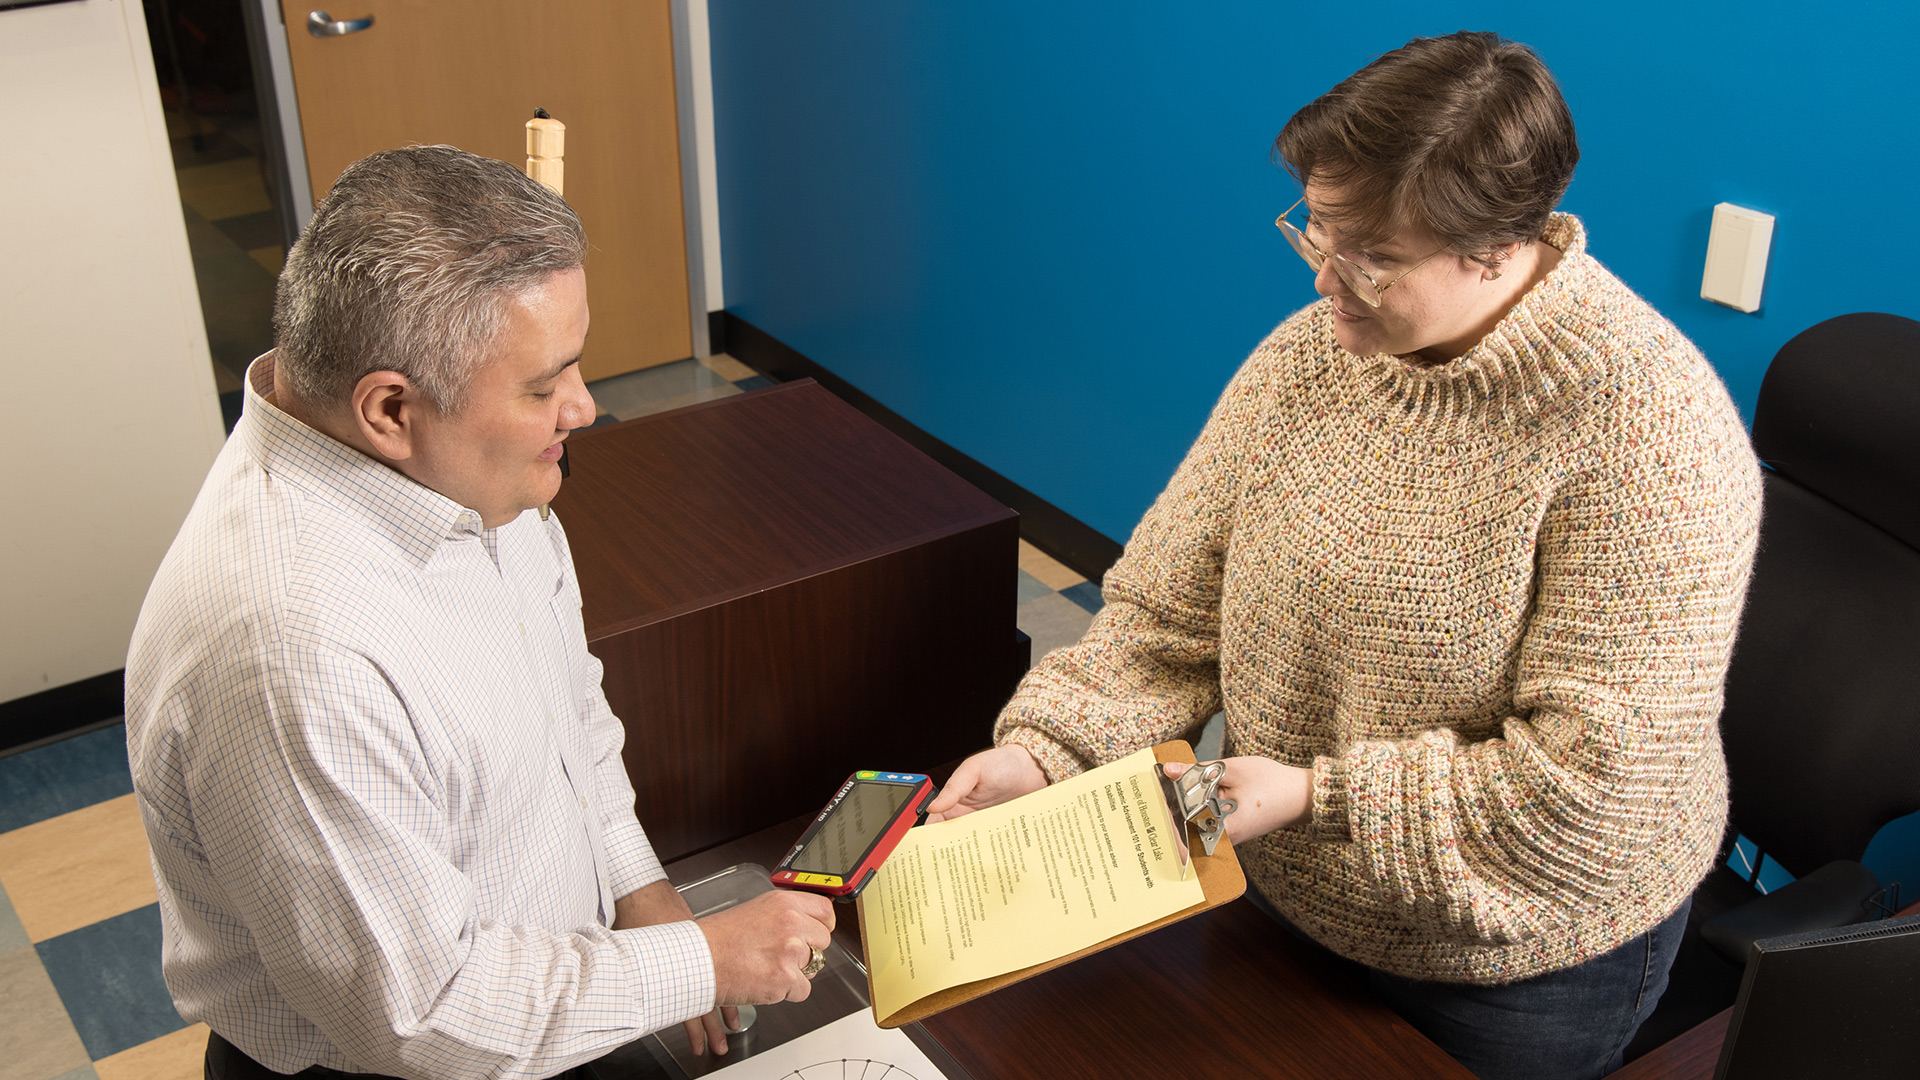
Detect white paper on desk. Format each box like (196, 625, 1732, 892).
(699, 1007, 953, 1079)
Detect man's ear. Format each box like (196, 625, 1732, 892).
(351, 370, 420, 461)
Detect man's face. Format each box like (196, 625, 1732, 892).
(408, 268, 595, 528)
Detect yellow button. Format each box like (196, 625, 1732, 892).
(794, 873, 843, 887)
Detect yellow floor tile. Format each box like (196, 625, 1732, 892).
(0, 948, 93, 1080)
(0, 794, 157, 943)
(247, 245, 286, 276)
(93, 1021, 208, 1080)
(175, 157, 273, 221)
(698, 352, 758, 381)
(1019, 538, 1085, 590)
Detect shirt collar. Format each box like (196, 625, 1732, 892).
(239, 352, 487, 564)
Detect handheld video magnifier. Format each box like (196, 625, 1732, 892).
(771, 770, 936, 901)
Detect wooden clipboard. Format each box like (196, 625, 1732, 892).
(863, 739, 1246, 1027)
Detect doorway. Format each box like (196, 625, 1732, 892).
(146, 0, 718, 430)
(143, 0, 285, 432)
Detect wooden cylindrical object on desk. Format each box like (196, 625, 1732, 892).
(528, 109, 566, 522)
(526, 114, 565, 195)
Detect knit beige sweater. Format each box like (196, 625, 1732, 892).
(997, 216, 1762, 984)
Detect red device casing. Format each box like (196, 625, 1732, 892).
(771, 771, 935, 901)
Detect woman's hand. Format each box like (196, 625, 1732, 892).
(924, 745, 1049, 822)
(1162, 756, 1313, 845)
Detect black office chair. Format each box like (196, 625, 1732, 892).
(1626, 312, 1920, 1058)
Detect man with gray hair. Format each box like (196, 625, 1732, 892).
(126, 146, 833, 1080)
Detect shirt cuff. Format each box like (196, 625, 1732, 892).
(1311, 754, 1352, 843)
(609, 919, 717, 1034)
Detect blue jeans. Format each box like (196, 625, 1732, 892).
(1246, 887, 1689, 1080)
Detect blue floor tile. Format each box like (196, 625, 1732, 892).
(0, 724, 134, 834)
(1060, 580, 1106, 615)
(0, 879, 29, 954)
(733, 375, 774, 392)
(1016, 569, 1053, 605)
(38, 905, 183, 1060)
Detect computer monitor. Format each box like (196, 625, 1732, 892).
(1715, 912, 1920, 1079)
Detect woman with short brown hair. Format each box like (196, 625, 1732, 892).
(932, 31, 1762, 1079)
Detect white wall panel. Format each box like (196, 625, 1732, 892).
(0, 0, 224, 702)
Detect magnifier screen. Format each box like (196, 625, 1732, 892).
(787, 781, 916, 877)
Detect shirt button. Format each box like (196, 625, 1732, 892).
(519, 622, 527, 635)
(579, 797, 587, 809)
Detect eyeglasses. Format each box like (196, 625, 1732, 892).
(1275, 196, 1444, 308)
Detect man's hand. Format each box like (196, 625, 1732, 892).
(1161, 756, 1313, 844)
(613, 880, 750, 1056)
(698, 890, 836, 1009)
(924, 744, 1049, 822)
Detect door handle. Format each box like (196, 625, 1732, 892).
(307, 10, 374, 37)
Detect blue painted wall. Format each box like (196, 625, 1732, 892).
(709, 0, 1920, 891)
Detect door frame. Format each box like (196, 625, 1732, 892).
(240, 0, 315, 247)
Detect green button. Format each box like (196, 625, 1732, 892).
(856, 770, 877, 779)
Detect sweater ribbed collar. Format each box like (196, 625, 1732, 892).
(1344, 214, 1616, 432)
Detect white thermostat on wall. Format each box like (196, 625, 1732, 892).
(1701, 202, 1775, 314)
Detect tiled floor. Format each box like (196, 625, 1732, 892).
(0, 387, 1120, 1078)
(0, 725, 183, 1080)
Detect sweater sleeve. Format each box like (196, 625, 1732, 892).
(995, 338, 1281, 779)
(1310, 357, 1762, 943)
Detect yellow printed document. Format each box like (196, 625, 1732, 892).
(858, 748, 1205, 1021)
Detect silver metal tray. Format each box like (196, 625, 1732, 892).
(649, 864, 872, 1077)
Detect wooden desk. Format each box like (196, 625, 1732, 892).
(919, 898, 1472, 1080)
(654, 826, 1913, 1080)
(658, 817, 1474, 1080)
(551, 381, 1022, 862)
(1612, 1011, 1733, 1080)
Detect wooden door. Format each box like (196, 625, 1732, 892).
(279, 0, 691, 380)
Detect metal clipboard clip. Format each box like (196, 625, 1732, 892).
(1155, 759, 1237, 878)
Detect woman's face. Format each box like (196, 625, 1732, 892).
(1302, 181, 1514, 365)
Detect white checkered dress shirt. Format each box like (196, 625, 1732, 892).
(126, 356, 714, 1079)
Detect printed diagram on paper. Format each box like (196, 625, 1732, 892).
(701, 1008, 948, 1079)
